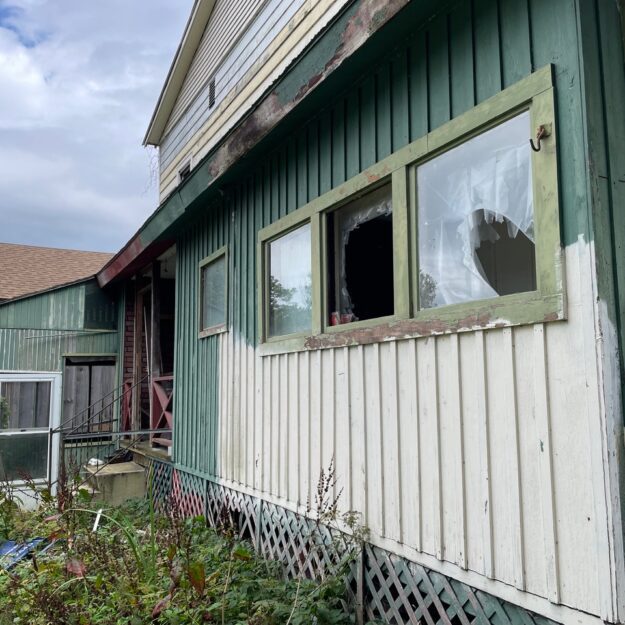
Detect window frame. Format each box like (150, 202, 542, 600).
(258, 65, 564, 354)
(198, 246, 229, 339)
(178, 152, 194, 184)
(0, 371, 62, 486)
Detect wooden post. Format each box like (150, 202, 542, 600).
(132, 284, 143, 434)
(356, 546, 365, 625)
(151, 261, 162, 380)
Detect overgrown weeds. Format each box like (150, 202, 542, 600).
(0, 461, 366, 625)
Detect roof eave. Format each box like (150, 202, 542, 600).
(143, 0, 217, 147)
(0, 275, 97, 307)
(103, 0, 411, 288)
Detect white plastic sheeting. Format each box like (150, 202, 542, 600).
(417, 111, 534, 309)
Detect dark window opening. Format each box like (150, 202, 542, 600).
(209, 77, 216, 108)
(327, 184, 394, 324)
(474, 212, 536, 296)
(179, 162, 191, 182)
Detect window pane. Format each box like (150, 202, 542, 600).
(0, 433, 49, 481)
(0, 381, 51, 430)
(327, 184, 393, 324)
(417, 111, 536, 309)
(201, 254, 226, 330)
(268, 224, 312, 337)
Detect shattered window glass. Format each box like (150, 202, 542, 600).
(326, 184, 393, 325)
(417, 111, 536, 309)
(268, 223, 312, 337)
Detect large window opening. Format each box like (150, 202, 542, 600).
(417, 111, 536, 309)
(326, 184, 394, 325)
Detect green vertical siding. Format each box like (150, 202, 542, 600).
(576, 0, 625, 373)
(174, 203, 228, 474)
(173, 0, 591, 476)
(0, 329, 118, 373)
(0, 283, 87, 330)
(0, 279, 116, 332)
(0, 283, 119, 372)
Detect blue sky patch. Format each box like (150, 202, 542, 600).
(0, 4, 46, 48)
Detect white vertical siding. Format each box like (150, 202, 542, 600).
(214, 241, 611, 619)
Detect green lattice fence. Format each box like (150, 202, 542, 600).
(361, 544, 560, 625)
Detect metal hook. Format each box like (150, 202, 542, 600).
(530, 124, 548, 152)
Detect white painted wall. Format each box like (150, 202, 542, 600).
(158, 0, 351, 200)
(209, 239, 621, 625)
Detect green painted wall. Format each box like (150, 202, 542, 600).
(0, 328, 119, 373)
(0, 280, 116, 332)
(171, 0, 596, 475)
(0, 281, 121, 387)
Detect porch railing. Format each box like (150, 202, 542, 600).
(120, 376, 173, 450)
(150, 376, 173, 449)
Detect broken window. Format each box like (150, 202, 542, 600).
(417, 111, 536, 309)
(268, 223, 312, 337)
(200, 249, 227, 334)
(326, 184, 393, 324)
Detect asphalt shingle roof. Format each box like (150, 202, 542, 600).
(0, 242, 113, 302)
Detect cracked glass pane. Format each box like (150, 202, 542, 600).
(417, 111, 536, 309)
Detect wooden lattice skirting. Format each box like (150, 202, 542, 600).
(146, 460, 561, 625)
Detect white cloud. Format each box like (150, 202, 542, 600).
(0, 0, 193, 252)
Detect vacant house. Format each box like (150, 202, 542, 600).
(3, 0, 625, 623)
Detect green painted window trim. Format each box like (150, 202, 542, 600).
(198, 246, 229, 339)
(257, 65, 564, 354)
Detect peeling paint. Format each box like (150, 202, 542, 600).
(99, 0, 410, 288)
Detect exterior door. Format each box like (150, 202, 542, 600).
(0, 372, 61, 486)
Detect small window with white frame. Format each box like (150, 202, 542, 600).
(199, 246, 228, 337)
(0, 374, 60, 483)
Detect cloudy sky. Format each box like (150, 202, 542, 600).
(0, 0, 193, 253)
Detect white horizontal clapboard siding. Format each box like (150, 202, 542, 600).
(165, 0, 264, 135)
(161, 0, 307, 174)
(213, 240, 611, 620)
(158, 0, 351, 200)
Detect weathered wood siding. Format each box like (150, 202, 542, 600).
(0, 280, 116, 332)
(158, 0, 351, 200)
(165, 0, 265, 134)
(171, 0, 620, 621)
(160, 0, 307, 173)
(0, 282, 121, 380)
(0, 329, 119, 373)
